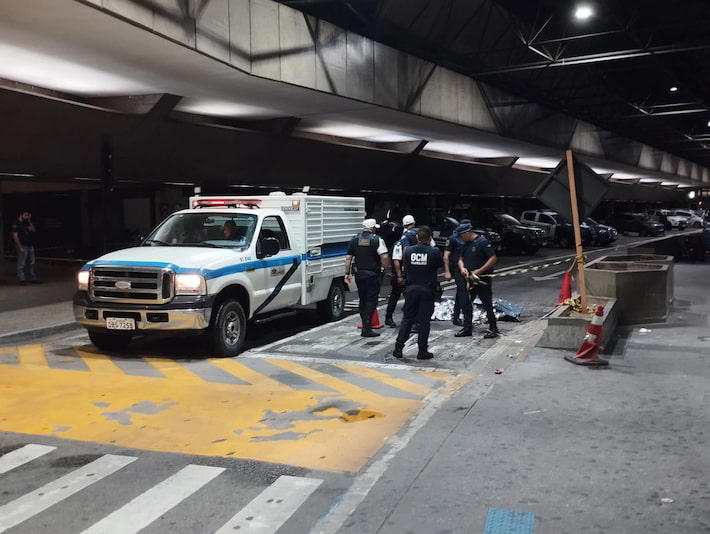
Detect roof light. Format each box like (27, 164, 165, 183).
(574, 5, 594, 20)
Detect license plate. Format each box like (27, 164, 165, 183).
(106, 317, 136, 330)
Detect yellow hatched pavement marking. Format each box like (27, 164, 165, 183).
(16, 344, 48, 367)
(142, 357, 204, 383)
(75, 348, 125, 374)
(208, 359, 288, 390)
(268, 359, 390, 400)
(334, 363, 432, 398)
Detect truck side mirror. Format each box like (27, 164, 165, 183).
(258, 237, 280, 258)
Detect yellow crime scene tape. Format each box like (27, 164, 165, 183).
(464, 255, 582, 289)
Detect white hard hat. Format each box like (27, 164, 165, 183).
(363, 218, 380, 229)
(402, 215, 415, 226)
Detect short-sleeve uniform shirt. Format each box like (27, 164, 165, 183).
(460, 235, 496, 273)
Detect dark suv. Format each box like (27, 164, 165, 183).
(469, 211, 544, 255)
(430, 216, 502, 253)
(606, 213, 665, 237)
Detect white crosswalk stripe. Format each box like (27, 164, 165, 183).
(214, 475, 322, 533)
(0, 444, 325, 534)
(81, 464, 226, 534)
(0, 454, 137, 533)
(0, 444, 56, 475)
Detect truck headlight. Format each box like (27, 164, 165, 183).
(78, 270, 90, 291)
(175, 274, 206, 296)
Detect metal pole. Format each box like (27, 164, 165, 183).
(566, 149, 587, 309)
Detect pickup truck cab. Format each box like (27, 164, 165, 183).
(74, 193, 364, 357)
(520, 210, 592, 248)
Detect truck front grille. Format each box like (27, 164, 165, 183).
(90, 266, 174, 304)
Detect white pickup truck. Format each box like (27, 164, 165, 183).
(74, 193, 364, 357)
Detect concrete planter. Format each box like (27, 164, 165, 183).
(584, 261, 669, 324)
(591, 254, 674, 304)
(537, 296, 618, 352)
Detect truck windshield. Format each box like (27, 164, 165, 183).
(144, 212, 258, 248)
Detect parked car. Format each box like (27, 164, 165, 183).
(585, 218, 618, 245)
(469, 211, 544, 255)
(606, 212, 665, 236)
(430, 216, 502, 253)
(520, 210, 592, 248)
(672, 209, 704, 228)
(647, 209, 687, 230)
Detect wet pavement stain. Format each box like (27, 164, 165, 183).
(258, 398, 364, 430)
(102, 399, 177, 426)
(251, 429, 323, 442)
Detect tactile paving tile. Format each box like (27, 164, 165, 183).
(482, 508, 535, 534)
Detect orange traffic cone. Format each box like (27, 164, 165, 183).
(555, 271, 572, 305)
(357, 308, 384, 329)
(565, 304, 609, 366)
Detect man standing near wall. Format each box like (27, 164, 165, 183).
(11, 209, 39, 286)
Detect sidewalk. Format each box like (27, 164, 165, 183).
(0, 260, 77, 336)
(344, 261, 710, 533)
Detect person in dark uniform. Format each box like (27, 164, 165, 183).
(385, 215, 436, 328)
(345, 219, 390, 337)
(443, 218, 470, 327)
(456, 222, 499, 339)
(392, 226, 443, 360)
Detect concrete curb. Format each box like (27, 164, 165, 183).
(0, 322, 81, 345)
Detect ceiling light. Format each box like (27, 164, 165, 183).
(670, 86, 679, 93)
(706, 120, 710, 127)
(0, 41, 151, 95)
(515, 157, 563, 169)
(176, 99, 279, 119)
(574, 5, 594, 20)
(301, 122, 419, 143)
(423, 141, 510, 158)
(688, 190, 696, 199)
(0, 171, 34, 177)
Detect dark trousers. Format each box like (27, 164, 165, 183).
(452, 270, 465, 320)
(355, 270, 381, 329)
(461, 276, 498, 332)
(395, 285, 434, 351)
(385, 277, 404, 318)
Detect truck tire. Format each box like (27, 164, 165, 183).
(209, 299, 246, 358)
(88, 330, 132, 351)
(317, 281, 345, 322)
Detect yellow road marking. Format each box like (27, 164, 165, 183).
(208, 359, 287, 390)
(75, 349, 125, 374)
(0, 347, 440, 473)
(16, 344, 47, 367)
(334, 363, 431, 398)
(142, 357, 204, 383)
(267, 359, 383, 400)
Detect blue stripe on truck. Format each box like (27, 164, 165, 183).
(81, 245, 350, 280)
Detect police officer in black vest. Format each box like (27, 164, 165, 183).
(345, 219, 390, 337)
(456, 222, 499, 339)
(443, 218, 470, 327)
(393, 226, 443, 360)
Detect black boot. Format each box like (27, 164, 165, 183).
(384, 316, 397, 328)
(417, 350, 434, 360)
(361, 329, 380, 338)
(455, 328, 472, 337)
(483, 329, 499, 339)
(392, 346, 403, 359)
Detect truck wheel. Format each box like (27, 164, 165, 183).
(209, 299, 246, 357)
(88, 330, 132, 351)
(317, 281, 346, 322)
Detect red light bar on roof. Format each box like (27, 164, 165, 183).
(191, 197, 262, 209)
